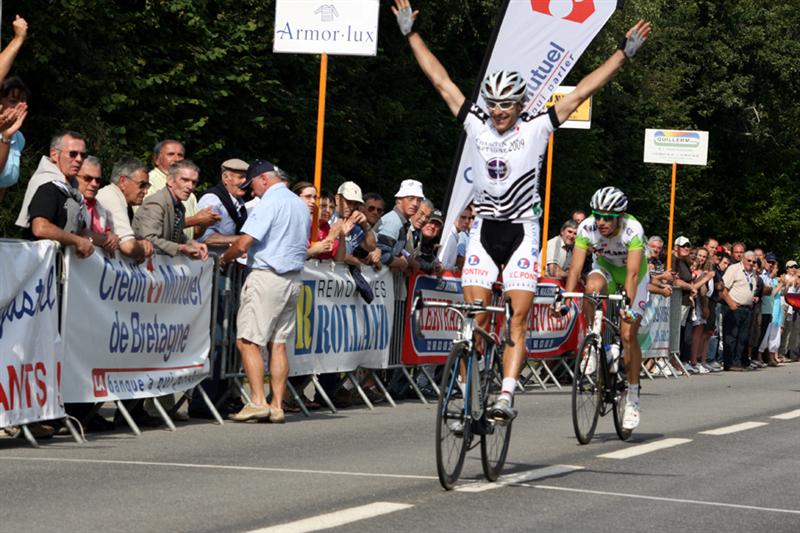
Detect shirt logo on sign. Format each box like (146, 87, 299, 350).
(486, 158, 510, 182)
(518, 257, 531, 269)
(468, 255, 480, 266)
(314, 4, 340, 22)
(530, 0, 596, 24)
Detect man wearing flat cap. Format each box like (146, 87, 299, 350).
(196, 158, 249, 251)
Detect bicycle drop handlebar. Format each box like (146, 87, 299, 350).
(411, 291, 515, 348)
(552, 288, 632, 318)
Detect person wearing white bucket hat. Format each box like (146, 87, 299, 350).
(375, 179, 425, 273)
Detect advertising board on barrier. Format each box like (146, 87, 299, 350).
(289, 262, 394, 375)
(639, 294, 670, 357)
(0, 240, 65, 427)
(403, 273, 464, 366)
(524, 279, 582, 358)
(60, 250, 213, 402)
(403, 275, 582, 365)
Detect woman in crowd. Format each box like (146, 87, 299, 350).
(689, 247, 715, 373)
(292, 181, 345, 261)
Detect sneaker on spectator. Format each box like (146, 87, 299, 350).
(710, 361, 723, 372)
(684, 364, 697, 375)
(269, 407, 285, 424)
(701, 362, 714, 372)
(696, 364, 710, 374)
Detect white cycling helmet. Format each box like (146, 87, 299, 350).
(480, 70, 527, 102)
(590, 186, 628, 213)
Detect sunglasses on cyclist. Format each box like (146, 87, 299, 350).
(592, 210, 621, 221)
(486, 100, 516, 111)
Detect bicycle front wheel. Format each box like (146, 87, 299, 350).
(612, 374, 633, 441)
(571, 335, 602, 445)
(436, 343, 470, 490)
(480, 348, 512, 482)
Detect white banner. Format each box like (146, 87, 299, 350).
(0, 240, 64, 427)
(639, 294, 670, 357)
(289, 262, 394, 375)
(60, 250, 213, 402)
(440, 0, 617, 261)
(274, 0, 380, 56)
(643, 128, 709, 166)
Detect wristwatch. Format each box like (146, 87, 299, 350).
(0, 133, 10, 144)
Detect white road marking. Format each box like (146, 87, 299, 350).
(597, 438, 692, 459)
(455, 465, 583, 493)
(770, 409, 800, 420)
(699, 421, 768, 436)
(0, 456, 437, 480)
(528, 484, 800, 515)
(247, 502, 413, 533)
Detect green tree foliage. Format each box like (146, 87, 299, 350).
(1, 0, 798, 260)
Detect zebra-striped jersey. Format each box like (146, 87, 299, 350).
(458, 100, 560, 222)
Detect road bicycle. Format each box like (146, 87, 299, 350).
(556, 289, 633, 445)
(412, 283, 514, 490)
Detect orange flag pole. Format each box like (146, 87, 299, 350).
(539, 132, 555, 277)
(665, 162, 677, 271)
(311, 53, 329, 242)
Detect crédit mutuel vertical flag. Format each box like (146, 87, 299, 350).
(438, 0, 618, 263)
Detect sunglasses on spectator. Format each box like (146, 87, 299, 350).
(62, 150, 89, 159)
(367, 206, 384, 213)
(78, 174, 103, 183)
(486, 100, 516, 111)
(130, 178, 151, 190)
(592, 210, 621, 221)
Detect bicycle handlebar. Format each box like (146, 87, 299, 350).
(552, 288, 634, 318)
(411, 291, 515, 348)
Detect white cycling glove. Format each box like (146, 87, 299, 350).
(396, 6, 415, 36)
(619, 30, 645, 59)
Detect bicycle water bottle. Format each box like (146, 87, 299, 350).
(606, 343, 621, 374)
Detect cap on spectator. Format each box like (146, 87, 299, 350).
(786, 260, 798, 269)
(337, 181, 364, 203)
(765, 252, 777, 263)
(674, 236, 690, 247)
(429, 209, 444, 225)
(395, 179, 425, 199)
(221, 158, 248, 173)
(242, 159, 276, 188)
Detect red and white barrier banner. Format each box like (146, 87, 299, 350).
(289, 262, 394, 375)
(60, 250, 213, 402)
(639, 294, 670, 357)
(439, 0, 618, 262)
(403, 273, 465, 366)
(525, 279, 583, 358)
(0, 240, 64, 426)
(403, 274, 582, 365)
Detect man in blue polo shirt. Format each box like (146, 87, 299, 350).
(218, 160, 310, 424)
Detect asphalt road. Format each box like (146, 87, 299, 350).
(2, 365, 800, 533)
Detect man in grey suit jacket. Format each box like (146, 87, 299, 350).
(132, 159, 208, 260)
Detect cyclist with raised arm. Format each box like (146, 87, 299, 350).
(564, 187, 648, 430)
(393, 0, 651, 422)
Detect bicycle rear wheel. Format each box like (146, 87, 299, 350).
(480, 348, 512, 481)
(436, 344, 470, 490)
(571, 335, 602, 445)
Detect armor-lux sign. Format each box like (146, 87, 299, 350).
(274, 0, 380, 56)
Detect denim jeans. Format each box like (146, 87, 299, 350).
(723, 305, 753, 369)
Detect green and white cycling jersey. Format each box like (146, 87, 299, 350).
(575, 214, 648, 289)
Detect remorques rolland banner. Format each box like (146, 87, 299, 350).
(438, 0, 618, 263)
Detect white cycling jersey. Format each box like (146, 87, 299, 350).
(460, 100, 560, 222)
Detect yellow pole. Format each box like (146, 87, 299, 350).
(539, 132, 555, 277)
(666, 162, 677, 271)
(311, 53, 329, 242)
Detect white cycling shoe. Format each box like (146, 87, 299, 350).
(622, 402, 640, 430)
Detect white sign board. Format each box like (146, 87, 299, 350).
(643, 129, 709, 166)
(274, 0, 379, 56)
